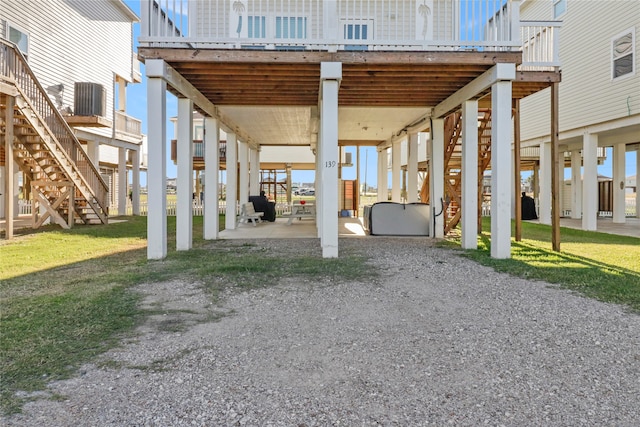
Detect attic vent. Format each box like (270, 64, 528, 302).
(74, 82, 106, 116)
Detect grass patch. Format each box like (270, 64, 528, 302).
(450, 218, 640, 312)
(0, 215, 374, 414)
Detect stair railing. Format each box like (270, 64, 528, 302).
(0, 39, 108, 214)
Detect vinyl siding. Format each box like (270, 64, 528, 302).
(0, 0, 136, 118)
(519, 0, 640, 142)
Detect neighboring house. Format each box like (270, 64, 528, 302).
(0, 0, 145, 235)
(519, 0, 640, 229)
(138, 0, 561, 260)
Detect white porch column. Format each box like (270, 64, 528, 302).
(461, 99, 478, 249)
(225, 132, 238, 230)
(118, 147, 127, 216)
(539, 141, 552, 225)
(203, 116, 220, 239)
(637, 147, 640, 218)
(430, 118, 445, 239)
(86, 140, 100, 165)
(612, 143, 626, 223)
(582, 133, 598, 231)
(320, 62, 341, 258)
(377, 148, 389, 202)
(570, 150, 582, 219)
(238, 139, 249, 204)
(131, 149, 140, 215)
(407, 133, 419, 203)
(176, 98, 194, 251)
(391, 138, 402, 202)
(250, 147, 260, 195)
(146, 75, 167, 259)
(3, 96, 14, 238)
(490, 79, 513, 259)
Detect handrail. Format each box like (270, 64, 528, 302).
(519, 20, 562, 70)
(0, 39, 109, 213)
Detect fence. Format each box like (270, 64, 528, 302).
(480, 198, 637, 218)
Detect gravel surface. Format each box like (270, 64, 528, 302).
(4, 238, 640, 426)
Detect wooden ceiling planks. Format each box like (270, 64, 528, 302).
(139, 48, 558, 109)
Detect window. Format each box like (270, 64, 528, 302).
(8, 23, 29, 57)
(344, 23, 369, 41)
(553, 0, 566, 18)
(342, 20, 372, 51)
(247, 16, 266, 38)
(276, 17, 307, 39)
(612, 29, 635, 80)
(194, 125, 204, 140)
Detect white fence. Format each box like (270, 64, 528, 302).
(481, 198, 638, 218)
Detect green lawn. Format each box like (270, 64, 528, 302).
(0, 215, 372, 414)
(448, 218, 640, 312)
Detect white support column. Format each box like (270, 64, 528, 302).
(490, 80, 513, 259)
(147, 77, 167, 259)
(250, 147, 260, 195)
(612, 143, 626, 223)
(377, 148, 389, 202)
(570, 150, 582, 219)
(582, 133, 598, 231)
(539, 141, 552, 225)
(238, 140, 249, 204)
(118, 147, 127, 216)
(430, 119, 445, 239)
(391, 138, 402, 202)
(203, 117, 219, 239)
(86, 140, 100, 165)
(4, 96, 14, 239)
(407, 133, 419, 203)
(131, 149, 140, 215)
(637, 147, 640, 218)
(176, 97, 194, 251)
(461, 99, 478, 249)
(225, 133, 238, 230)
(320, 62, 341, 258)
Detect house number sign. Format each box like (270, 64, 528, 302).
(325, 161, 337, 168)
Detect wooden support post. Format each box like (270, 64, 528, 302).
(550, 82, 561, 252)
(514, 99, 522, 242)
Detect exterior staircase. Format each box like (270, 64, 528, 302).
(0, 40, 108, 228)
(420, 108, 493, 235)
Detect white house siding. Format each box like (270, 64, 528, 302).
(0, 0, 136, 118)
(519, 0, 640, 144)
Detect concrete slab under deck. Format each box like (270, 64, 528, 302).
(220, 217, 367, 239)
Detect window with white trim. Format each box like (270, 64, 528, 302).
(247, 16, 266, 38)
(553, 0, 566, 19)
(612, 28, 635, 80)
(275, 17, 307, 39)
(8, 23, 29, 57)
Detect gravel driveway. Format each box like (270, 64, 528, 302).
(4, 238, 640, 426)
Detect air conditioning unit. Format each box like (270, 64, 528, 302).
(341, 151, 353, 167)
(74, 82, 106, 116)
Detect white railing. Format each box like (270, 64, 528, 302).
(115, 111, 142, 137)
(519, 20, 562, 71)
(140, 0, 526, 52)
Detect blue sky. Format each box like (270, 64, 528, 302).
(124, 0, 635, 188)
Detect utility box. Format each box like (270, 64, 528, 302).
(74, 82, 106, 116)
